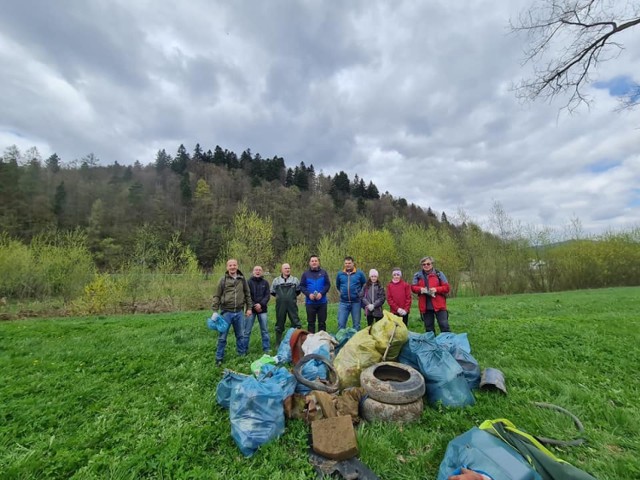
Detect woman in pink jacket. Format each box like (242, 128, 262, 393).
(386, 268, 412, 326)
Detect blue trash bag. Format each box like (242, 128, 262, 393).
(451, 346, 481, 390)
(398, 331, 437, 371)
(206, 312, 230, 334)
(423, 348, 475, 408)
(295, 344, 330, 395)
(229, 374, 287, 457)
(333, 328, 358, 356)
(437, 427, 541, 480)
(398, 332, 474, 407)
(436, 332, 471, 353)
(257, 364, 297, 399)
(276, 328, 296, 364)
(216, 369, 250, 409)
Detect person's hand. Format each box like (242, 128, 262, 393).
(316, 293, 323, 300)
(448, 467, 488, 480)
(397, 308, 406, 316)
(429, 287, 437, 295)
(367, 304, 374, 312)
(254, 303, 262, 313)
(245, 309, 252, 317)
(420, 287, 428, 294)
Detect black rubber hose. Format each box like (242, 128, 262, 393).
(532, 402, 586, 447)
(293, 353, 340, 394)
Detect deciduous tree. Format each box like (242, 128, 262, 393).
(513, 0, 640, 110)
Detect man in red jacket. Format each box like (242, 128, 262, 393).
(411, 256, 451, 334)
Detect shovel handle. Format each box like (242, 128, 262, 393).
(382, 324, 398, 362)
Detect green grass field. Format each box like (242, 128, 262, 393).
(1, 287, 638, 479)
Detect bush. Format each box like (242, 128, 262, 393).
(69, 273, 124, 315)
(0, 236, 35, 298)
(31, 231, 95, 301)
(276, 243, 311, 283)
(0, 231, 95, 301)
(346, 228, 398, 279)
(224, 203, 275, 270)
(70, 232, 210, 315)
(547, 229, 640, 291)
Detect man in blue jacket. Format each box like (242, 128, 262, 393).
(299, 255, 331, 333)
(336, 256, 367, 330)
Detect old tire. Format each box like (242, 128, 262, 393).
(360, 362, 425, 405)
(293, 354, 340, 394)
(361, 396, 423, 423)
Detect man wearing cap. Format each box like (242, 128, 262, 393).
(411, 256, 451, 334)
(386, 267, 412, 326)
(336, 256, 367, 330)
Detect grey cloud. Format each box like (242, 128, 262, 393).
(0, 2, 150, 89)
(1, 0, 639, 234)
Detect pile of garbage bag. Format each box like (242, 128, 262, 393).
(214, 310, 489, 456)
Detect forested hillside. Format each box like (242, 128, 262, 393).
(2, 143, 639, 317)
(0, 144, 445, 269)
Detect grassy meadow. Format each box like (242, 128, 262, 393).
(1, 287, 638, 479)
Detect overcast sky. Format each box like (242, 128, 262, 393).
(2, 0, 639, 237)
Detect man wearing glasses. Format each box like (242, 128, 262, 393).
(411, 256, 451, 335)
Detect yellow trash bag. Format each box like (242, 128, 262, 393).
(370, 311, 409, 360)
(334, 328, 382, 389)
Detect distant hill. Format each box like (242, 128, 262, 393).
(1, 143, 451, 268)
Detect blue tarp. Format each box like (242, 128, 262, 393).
(437, 427, 542, 480)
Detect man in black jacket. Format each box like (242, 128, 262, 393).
(245, 265, 271, 354)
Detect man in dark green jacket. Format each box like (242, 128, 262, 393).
(270, 263, 301, 348)
(212, 259, 252, 366)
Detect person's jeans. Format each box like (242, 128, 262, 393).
(338, 302, 362, 330)
(215, 310, 246, 361)
(244, 312, 271, 353)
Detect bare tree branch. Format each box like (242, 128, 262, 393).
(512, 0, 640, 112)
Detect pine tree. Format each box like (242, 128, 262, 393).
(155, 149, 171, 172)
(53, 181, 67, 225)
(180, 172, 192, 205)
(45, 153, 61, 173)
(293, 162, 309, 190)
(212, 146, 226, 166)
(366, 181, 380, 200)
(171, 144, 190, 174)
(193, 143, 204, 163)
(285, 168, 295, 187)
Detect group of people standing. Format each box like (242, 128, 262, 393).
(212, 255, 451, 366)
